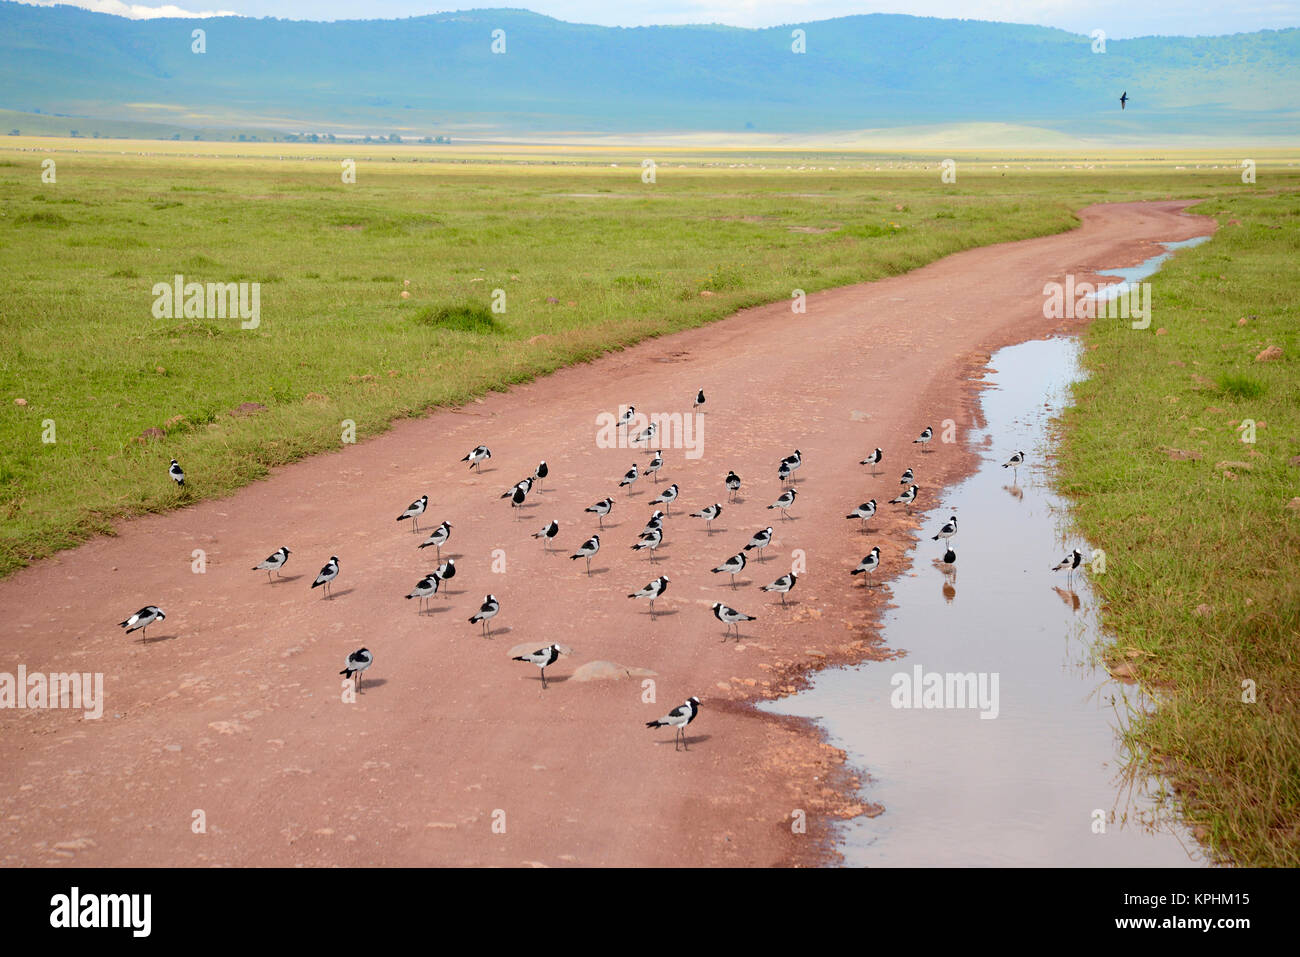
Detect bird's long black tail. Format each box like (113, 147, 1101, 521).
(645, 720, 665, 729)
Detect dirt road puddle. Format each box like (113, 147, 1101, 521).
(765, 335, 1206, 866)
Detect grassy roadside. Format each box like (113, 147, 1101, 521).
(1057, 188, 1300, 866)
(2, 144, 1296, 579)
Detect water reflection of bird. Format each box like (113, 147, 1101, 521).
(1052, 586, 1081, 612)
(1003, 483, 1024, 501)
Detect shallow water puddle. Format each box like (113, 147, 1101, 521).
(765, 335, 1205, 866)
(1091, 235, 1211, 301)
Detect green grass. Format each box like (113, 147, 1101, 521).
(1058, 192, 1300, 866)
(0, 143, 1297, 588)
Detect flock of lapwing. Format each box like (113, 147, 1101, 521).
(119, 394, 1083, 752)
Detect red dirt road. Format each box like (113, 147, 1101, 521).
(0, 201, 1212, 867)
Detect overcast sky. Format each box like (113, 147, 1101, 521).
(20, 0, 1300, 38)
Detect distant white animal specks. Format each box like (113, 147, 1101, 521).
(168, 459, 185, 486)
(468, 594, 501, 638)
(312, 555, 340, 599)
(851, 546, 881, 585)
(533, 519, 559, 549)
(418, 520, 452, 559)
(119, 605, 165, 639)
(586, 497, 614, 528)
(629, 575, 670, 617)
(646, 696, 700, 750)
(651, 483, 679, 514)
(768, 487, 797, 519)
(253, 546, 291, 582)
(461, 445, 491, 472)
(570, 534, 601, 576)
(691, 502, 723, 534)
(340, 648, 372, 693)
(396, 494, 428, 532)
(512, 643, 562, 690)
(619, 463, 639, 488)
(914, 426, 934, 452)
(712, 602, 755, 640)
(761, 571, 797, 605)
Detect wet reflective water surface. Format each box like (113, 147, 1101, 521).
(765, 335, 1206, 867)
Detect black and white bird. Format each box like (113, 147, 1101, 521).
(780, 449, 803, 483)
(724, 470, 742, 503)
(119, 605, 165, 639)
(761, 572, 797, 605)
(768, 487, 797, 520)
(533, 460, 549, 489)
(418, 520, 452, 559)
(619, 463, 639, 488)
(691, 502, 723, 534)
(396, 494, 428, 532)
(711, 550, 747, 589)
(617, 405, 636, 431)
(914, 426, 934, 452)
(632, 526, 662, 561)
(645, 449, 664, 483)
(777, 460, 793, 484)
(468, 594, 500, 638)
(1052, 548, 1084, 583)
(899, 467, 915, 486)
(890, 484, 919, 513)
(406, 573, 440, 613)
(846, 499, 877, 529)
(168, 458, 185, 487)
(650, 483, 679, 514)
(533, 519, 560, 550)
(461, 445, 491, 472)
(570, 534, 601, 576)
(340, 648, 372, 693)
(628, 575, 670, 617)
(501, 476, 534, 500)
(1003, 450, 1026, 479)
(513, 643, 563, 690)
(743, 526, 773, 561)
(586, 497, 614, 528)
(712, 602, 756, 640)
(860, 448, 884, 474)
(693, 389, 706, 411)
(640, 510, 665, 538)
(509, 484, 528, 517)
(253, 546, 291, 582)
(311, 556, 340, 599)
(646, 696, 700, 751)
(851, 546, 881, 586)
(433, 558, 456, 596)
(931, 515, 957, 545)
(632, 422, 657, 446)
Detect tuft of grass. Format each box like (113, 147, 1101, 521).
(1058, 190, 1300, 867)
(412, 302, 502, 334)
(1216, 372, 1267, 399)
